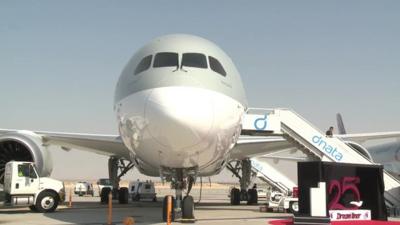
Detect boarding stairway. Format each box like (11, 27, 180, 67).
(242, 108, 400, 207)
(250, 158, 294, 196)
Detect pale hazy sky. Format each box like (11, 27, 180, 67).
(0, 1, 399, 180)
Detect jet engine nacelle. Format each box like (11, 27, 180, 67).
(344, 140, 373, 161)
(0, 131, 53, 184)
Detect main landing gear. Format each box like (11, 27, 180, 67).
(227, 159, 258, 205)
(107, 157, 134, 203)
(162, 169, 196, 222)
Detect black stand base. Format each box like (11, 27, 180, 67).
(293, 215, 331, 225)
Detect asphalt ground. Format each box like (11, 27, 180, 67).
(0, 188, 291, 225)
(1, 187, 399, 225)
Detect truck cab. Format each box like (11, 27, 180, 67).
(97, 178, 113, 194)
(266, 190, 299, 214)
(3, 161, 65, 213)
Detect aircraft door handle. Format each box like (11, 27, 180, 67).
(15, 183, 19, 189)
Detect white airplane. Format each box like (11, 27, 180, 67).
(1, 34, 399, 220)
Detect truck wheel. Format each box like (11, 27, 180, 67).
(118, 187, 129, 204)
(100, 187, 111, 204)
(289, 201, 299, 214)
(35, 191, 59, 213)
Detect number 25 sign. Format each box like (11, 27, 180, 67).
(328, 176, 361, 210)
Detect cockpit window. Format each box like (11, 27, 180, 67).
(208, 56, 226, 76)
(134, 55, 152, 75)
(182, 53, 207, 69)
(153, 52, 179, 68)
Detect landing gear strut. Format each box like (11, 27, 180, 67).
(227, 159, 258, 205)
(162, 169, 196, 222)
(107, 157, 134, 203)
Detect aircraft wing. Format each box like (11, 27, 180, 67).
(336, 131, 400, 143)
(230, 135, 295, 159)
(0, 129, 130, 159)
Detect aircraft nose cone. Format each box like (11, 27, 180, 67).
(145, 87, 214, 150)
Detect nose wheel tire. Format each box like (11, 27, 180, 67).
(182, 196, 195, 219)
(35, 191, 59, 213)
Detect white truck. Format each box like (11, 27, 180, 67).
(97, 178, 113, 194)
(129, 180, 157, 202)
(97, 178, 114, 203)
(3, 161, 65, 213)
(266, 191, 299, 214)
(74, 181, 94, 196)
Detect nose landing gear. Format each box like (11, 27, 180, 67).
(162, 169, 196, 222)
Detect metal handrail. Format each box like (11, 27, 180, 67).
(252, 165, 291, 195)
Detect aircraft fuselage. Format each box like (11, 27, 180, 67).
(114, 34, 248, 177)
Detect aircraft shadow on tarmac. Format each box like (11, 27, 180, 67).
(0, 200, 287, 224)
(44, 201, 162, 224)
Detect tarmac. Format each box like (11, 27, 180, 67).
(0, 186, 291, 225)
(2, 184, 399, 225)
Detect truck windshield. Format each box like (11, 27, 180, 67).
(99, 179, 112, 185)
